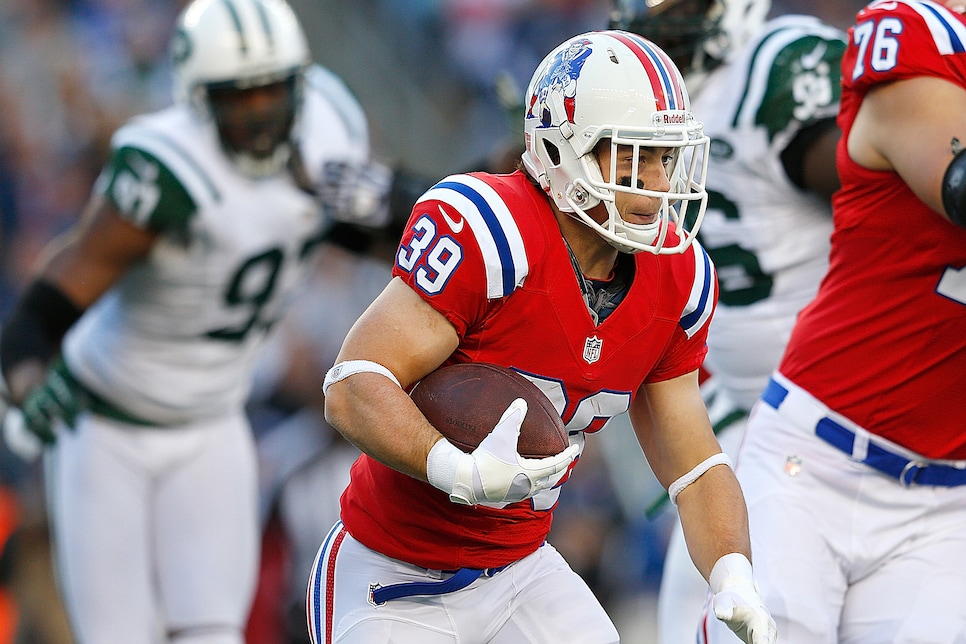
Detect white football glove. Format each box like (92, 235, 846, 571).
(2, 406, 43, 462)
(426, 398, 579, 506)
(710, 553, 778, 644)
(317, 159, 393, 228)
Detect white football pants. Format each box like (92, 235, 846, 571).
(45, 410, 259, 644)
(701, 401, 966, 643)
(307, 523, 619, 643)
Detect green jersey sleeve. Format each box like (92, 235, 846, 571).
(99, 145, 196, 237)
(739, 28, 848, 142)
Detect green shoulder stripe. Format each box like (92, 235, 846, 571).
(733, 26, 847, 142)
(101, 145, 196, 237)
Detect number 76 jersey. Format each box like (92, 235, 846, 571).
(780, 0, 966, 459)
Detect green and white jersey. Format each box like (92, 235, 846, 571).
(692, 15, 846, 409)
(63, 65, 370, 425)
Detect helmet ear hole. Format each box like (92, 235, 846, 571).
(543, 140, 561, 167)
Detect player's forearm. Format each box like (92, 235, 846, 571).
(676, 465, 753, 581)
(324, 372, 441, 482)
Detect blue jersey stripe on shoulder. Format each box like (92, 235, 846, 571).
(918, 1, 966, 53)
(680, 244, 714, 338)
(434, 179, 518, 297)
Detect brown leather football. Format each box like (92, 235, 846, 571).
(410, 362, 569, 458)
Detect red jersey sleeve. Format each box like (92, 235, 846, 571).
(391, 173, 536, 337)
(844, 1, 966, 96)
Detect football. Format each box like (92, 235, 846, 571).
(410, 362, 569, 458)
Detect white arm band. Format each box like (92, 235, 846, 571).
(323, 360, 401, 395)
(668, 452, 733, 505)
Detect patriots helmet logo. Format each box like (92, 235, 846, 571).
(526, 38, 593, 129)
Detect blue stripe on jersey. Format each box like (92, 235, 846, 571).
(434, 179, 518, 297)
(680, 244, 714, 338)
(916, 1, 966, 53)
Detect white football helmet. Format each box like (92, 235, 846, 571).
(609, 0, 771, 77)
(521, 30, 710, 255)
(171, 0, 310, 177)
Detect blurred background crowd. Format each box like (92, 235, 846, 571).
(0, 0, 676, 642)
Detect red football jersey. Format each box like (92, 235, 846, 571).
(340, 170, 717, 569)
(780, 0, 966, 459)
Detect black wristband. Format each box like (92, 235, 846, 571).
(0, 280, 84, 384)
(942, 144, 966, 228)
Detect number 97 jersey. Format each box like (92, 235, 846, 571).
(62, 66, 369, 426)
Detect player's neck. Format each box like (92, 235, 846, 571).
(555, 213, 619, 280)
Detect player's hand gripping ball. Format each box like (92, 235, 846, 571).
(411, 362, 569, 458)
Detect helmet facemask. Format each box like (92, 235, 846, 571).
(564, 127, 709, 255)
(204, 73, 302, 178)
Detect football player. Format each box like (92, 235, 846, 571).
(608, 0, 862, 641)
(311, 30, 776, 644)
(0, 0, 387, 642)
(703, 0, 966, 641)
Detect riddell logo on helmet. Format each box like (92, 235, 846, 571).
(662, 113, 686, 124)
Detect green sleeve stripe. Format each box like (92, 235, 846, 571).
(731, 28, 793, 128)
(113, 124, 221, 205)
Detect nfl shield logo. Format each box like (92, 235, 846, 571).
(583, 336, 602, 364)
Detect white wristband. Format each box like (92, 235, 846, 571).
(668, 452, 733, 505)
(426, 437, 464, 494)
(323, 360, 401, 395)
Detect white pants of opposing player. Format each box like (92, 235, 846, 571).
(700, 400, 966, 643)
(307, 523, 619, 643)
(45, 411, 259, 644)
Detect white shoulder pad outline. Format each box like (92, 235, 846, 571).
(680, 241, 715, 339)
(415, 174, 529, 299)
(110, 118, 221, 211)
(303, 63, 370, 150)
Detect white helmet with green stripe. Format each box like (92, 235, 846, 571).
(170, 0, 311, 177)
